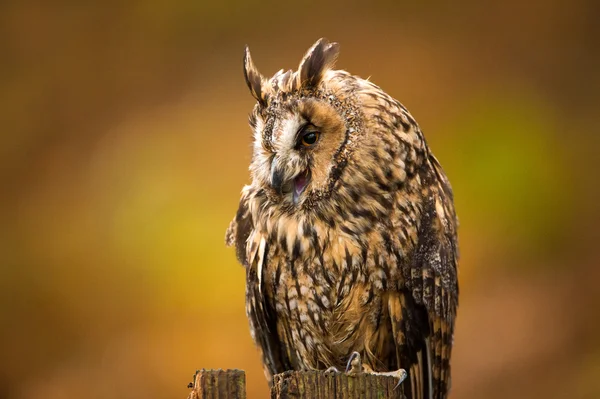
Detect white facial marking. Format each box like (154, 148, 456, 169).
(253, 117, 264, 148)
(275, 114, 303, 154)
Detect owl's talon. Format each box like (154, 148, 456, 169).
(392, 369, 408, 389)
(342, 351, 406, 387)
(345, 351, 363, 374)
(370, 368, 408, 388)
(324, 366, 339, 374)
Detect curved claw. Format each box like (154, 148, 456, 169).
(345, 351, 362, 374)
(393, 369, 408, 389)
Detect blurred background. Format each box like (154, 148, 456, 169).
(1, 1, 599, 398)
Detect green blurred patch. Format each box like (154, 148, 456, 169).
(90, 114, 247, 313)
(434, 88, 573, 267)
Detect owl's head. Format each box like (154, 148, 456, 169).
(243, 38, 367, 212)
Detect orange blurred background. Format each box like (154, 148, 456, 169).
(1, 1, 599, 398)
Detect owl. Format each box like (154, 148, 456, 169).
(226, 38, 459, 399)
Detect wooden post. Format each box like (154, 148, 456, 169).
(187, 369, 246, 399)
(271, 370, 407, 399)
(185, 369, 407, 399)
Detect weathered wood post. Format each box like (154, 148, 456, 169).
(187, 369, 246, 399)
(271, 370, 407, 399)
(186, 369, 407, 399)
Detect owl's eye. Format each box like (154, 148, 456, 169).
(301, 131, 320, 147)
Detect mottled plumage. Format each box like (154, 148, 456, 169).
(226, 38, 459, 399)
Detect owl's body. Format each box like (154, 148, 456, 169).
(226, 39, 458, 399)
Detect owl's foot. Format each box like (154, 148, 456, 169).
(345, 351, 408, 389)
(345, 351, 363, 374)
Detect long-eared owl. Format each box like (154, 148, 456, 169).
(226, 38, 459, 399)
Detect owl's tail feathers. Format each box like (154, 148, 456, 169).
(424, 340, 434, 399)
(407, 344, 433, 399)
(388, 291, 433, 399)
(430, 315, 453, 399)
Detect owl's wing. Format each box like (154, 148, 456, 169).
(225, 189, 292, 384)
(225, 190, 253, 267)
(390, 157, 459, 399)
(418, 156, 459, 399)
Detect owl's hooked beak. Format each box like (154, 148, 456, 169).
(270, 160, 285, 194)
(271, 159, 310, 204)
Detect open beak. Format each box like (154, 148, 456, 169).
(292, 169, 310, 204)
(270, 160, 310, 204)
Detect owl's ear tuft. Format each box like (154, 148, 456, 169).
(298, 38, 340, 88)
(244, 46, 267, 105)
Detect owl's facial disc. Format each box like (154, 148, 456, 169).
(256, 98, 347, 208)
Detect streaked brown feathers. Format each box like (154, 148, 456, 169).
(227, 38, 459, 399)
